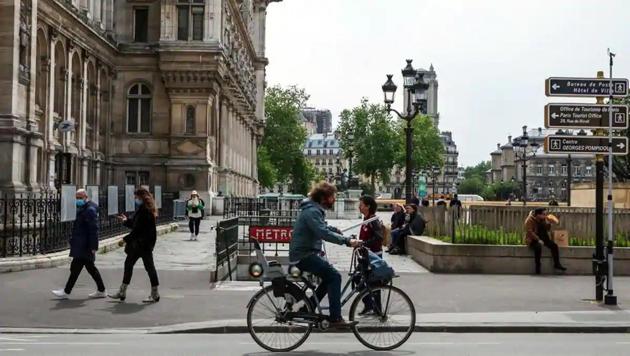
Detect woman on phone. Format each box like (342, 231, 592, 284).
(108, 188, 160, 302)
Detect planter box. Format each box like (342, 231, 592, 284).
(408, 235, 630, 275)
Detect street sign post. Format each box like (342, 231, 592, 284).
(544, 135, 628, 155)
(545, 77, 629, 97)
(544, 103, 629, 129)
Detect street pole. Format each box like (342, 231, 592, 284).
(595, 70, 605, 302)
(405, 119, 413, 204)
(567, 155, 572, 206)
(522, 160, 527, 206)
(605, 50, 617, 305)
(432, 174, 436, 206)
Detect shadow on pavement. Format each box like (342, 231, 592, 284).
(49, 299, 87, 310)
(242, 350, 415, 356)
(100, 301, 152, 315)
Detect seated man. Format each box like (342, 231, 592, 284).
(524, 208, 567, 274)
(289, 182, 362, 328)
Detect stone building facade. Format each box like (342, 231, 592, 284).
(487, 128, 595, 201)
(0, 0, 279, 200)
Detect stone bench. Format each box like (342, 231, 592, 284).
(408, 235, 630, 275)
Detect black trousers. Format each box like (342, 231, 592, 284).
(64, 257, 106, 294)
(122, 251, 159, 287)
(189, 218, 202, 235)
(529, 235, 561, 271)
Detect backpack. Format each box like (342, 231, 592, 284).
(366, 250, 395, 283)
(382, 223, 391, 247)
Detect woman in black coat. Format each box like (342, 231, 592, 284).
(108, 188, 160, 303)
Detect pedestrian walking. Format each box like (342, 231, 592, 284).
(52, 189, 106, 299)
(186, 190, 205, 241)
(523, 207, 567, 274)
(108, 188, 160, 303)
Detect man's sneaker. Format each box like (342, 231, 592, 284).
(358, 307, 375, 316)
(88, 291, 107, 299)
(189, 233, 194, 240)
(329, 318, 358, 329)
(51, 289, 69, 299)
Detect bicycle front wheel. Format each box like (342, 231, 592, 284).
(247, 285, 313, 352)
(349, 284, 415, 351)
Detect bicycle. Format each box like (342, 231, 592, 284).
(245, 237, 415, 352)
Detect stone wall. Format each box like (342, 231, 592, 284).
(408, 235, 630, 275)
(571, 182, 630, 209)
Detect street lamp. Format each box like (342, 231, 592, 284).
(513, 125, 539, 206)
(381, 59, 429, 204)
(346, 132, 355, 188)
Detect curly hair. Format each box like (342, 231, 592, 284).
(309, 181, 337, 204)
(135, 188, 158, 218)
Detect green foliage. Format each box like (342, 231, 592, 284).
(464, 161, 491, 180)
(259, 85, 316, 193)
(256, 146, 277, 189)
(458, 176, 485, 195)
(393, 115, 444, 170)
(338, 99, 398, 192)
(482, 181, 521, 200)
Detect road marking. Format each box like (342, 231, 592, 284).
(0, 349, 24, 352)
(0, 338, 29, 342)
(0, 342, 120, 346)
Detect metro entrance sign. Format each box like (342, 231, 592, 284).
(545, 77, 629, 97)
(544, 103, 629, 130)
(544, 135, 629, 155)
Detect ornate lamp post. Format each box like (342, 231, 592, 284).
(513, 125, 539, 206)
(381, 59, 429, 204)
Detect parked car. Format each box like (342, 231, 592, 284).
(457, 194, 484, 202)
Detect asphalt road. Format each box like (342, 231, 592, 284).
(2, 333, 630, 356)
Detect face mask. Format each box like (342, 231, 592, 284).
(404, 214, 410, 222)
(75, 199, 86, 207)
(134, 198, 143, 206)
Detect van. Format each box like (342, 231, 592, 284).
(457, 194, 484, 202)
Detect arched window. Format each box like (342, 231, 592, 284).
(127, 83, 151, 133)
(185, 105, 195, 134)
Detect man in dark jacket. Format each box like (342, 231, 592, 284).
(52, 189, 106, 299)
(290, 182, 362, 328)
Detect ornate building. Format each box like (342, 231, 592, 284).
(0, 0, 279, 200)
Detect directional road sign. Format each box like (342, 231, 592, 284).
(545, 135, 628, 155)
(545, 77, 629, 97)
(545, 104, 629, 130)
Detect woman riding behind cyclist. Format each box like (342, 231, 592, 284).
(357, 195, 384, 315)
(289, 181, 362, 328)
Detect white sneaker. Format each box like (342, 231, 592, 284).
(190, 233, 194, 240)
(51, 289, 69, 299)
(88, 291, 107, 299)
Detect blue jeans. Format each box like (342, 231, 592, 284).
(297, 254, 342, 321)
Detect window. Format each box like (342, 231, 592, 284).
(316, 150, 320, 155)
(126, 171, 149, 186)
(127, 83, 151, 133)
(536, 165, 543, 175)
(548, 165, 556, 176)
(185, 105, 195, 134)
(561, 164, 567, 175)
(586, 166, 593, 176)
(177, 0, 204, 41)
(134, 7, 148, 42)
(307, 150, 311, 156)
(574, 166, 582, 176)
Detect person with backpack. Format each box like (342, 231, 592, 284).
(186, 190, 205, 241)
(357, 195, 385, 315)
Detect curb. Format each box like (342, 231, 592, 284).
(4, 322, 630, 335)
(0, 223, 178, 273)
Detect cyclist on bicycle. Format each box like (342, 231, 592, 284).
(290, 181, 362, 328)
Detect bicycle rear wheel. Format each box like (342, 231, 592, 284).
(349, 284, 415, 350)
(247, 285, 313, 352)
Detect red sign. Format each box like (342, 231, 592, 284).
(249, 226, 293, 243)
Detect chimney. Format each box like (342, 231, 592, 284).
(538, 127, 542, 135)
(497, 143, 500, 150)
(508, 135, 512, 144)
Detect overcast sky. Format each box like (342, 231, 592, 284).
(265, 0, 630, 167)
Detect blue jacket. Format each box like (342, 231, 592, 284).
(70, 201, 99, 260)
(289, 199, 349, 262)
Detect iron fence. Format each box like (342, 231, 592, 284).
(223, 197, 300, 226)
(1, 190, 175, 257)
(215, 217, 239, 281)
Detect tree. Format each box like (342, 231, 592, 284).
(464, 161, 491, 180)
(393, 115, 444, 172)
(482, 181, 521, 200)
(458, 176, 485, 195)
(338, 99, 398, 192)
(259, 85, 316, 194)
